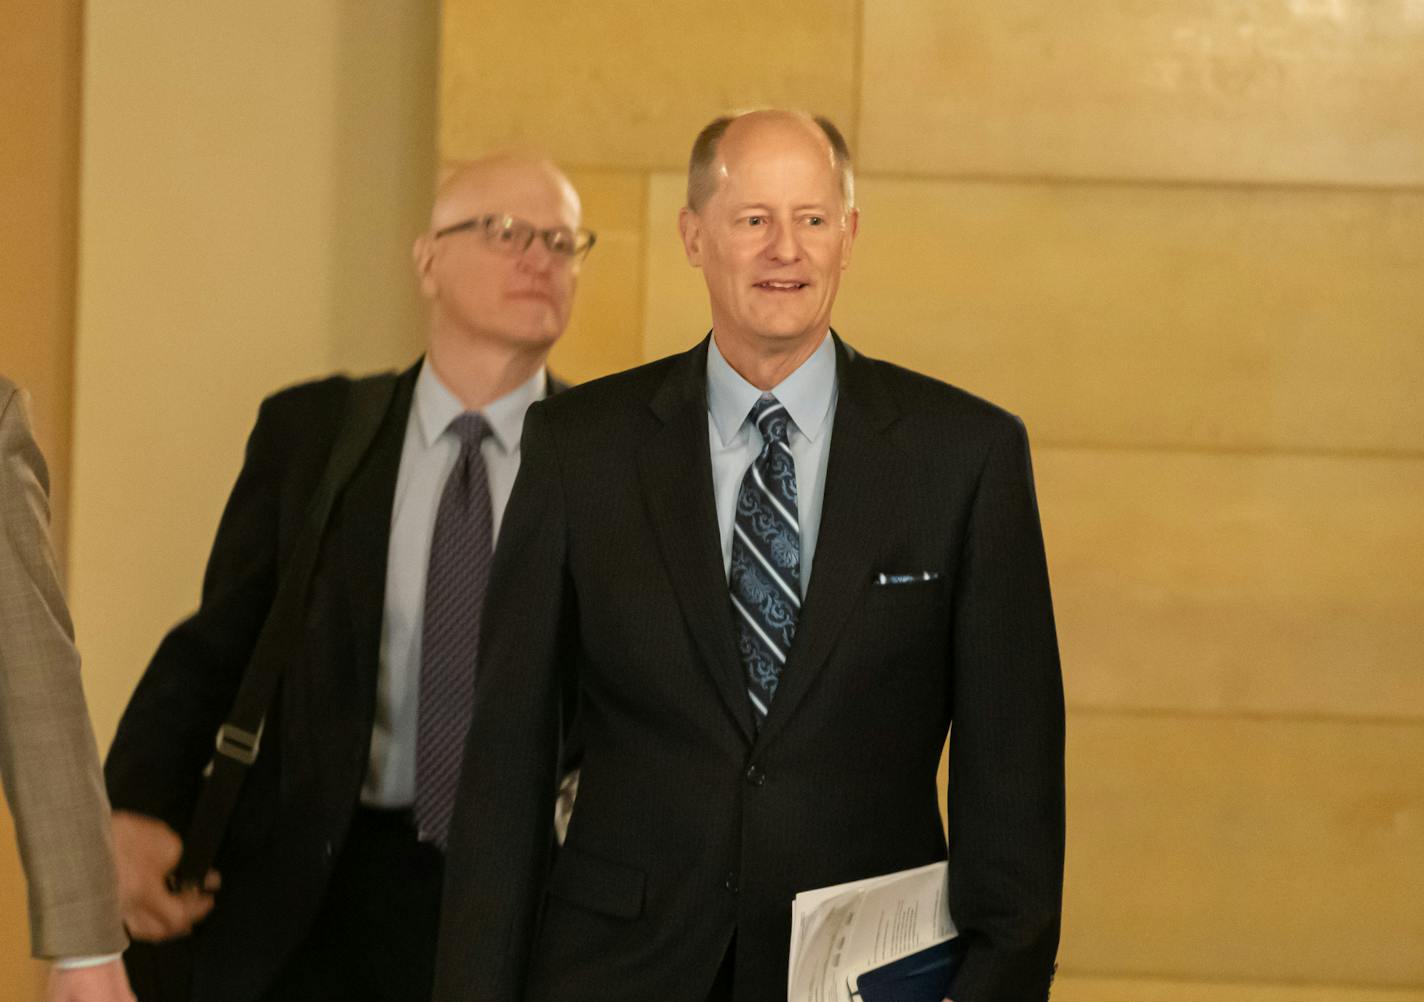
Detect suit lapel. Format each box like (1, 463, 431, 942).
(342, 363, 547, 695)
(757, 335, 901, 750)
(340, 363, 419, 693)
(638, 339, 757, 744)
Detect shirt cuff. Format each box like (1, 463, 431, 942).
(54, 953, 124, 971)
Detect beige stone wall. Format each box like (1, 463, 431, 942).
(0, 0, 84, 994)
(69, 2, 438, 754)
(4, 3, 439, 987)
(442, 1, 1424, 996)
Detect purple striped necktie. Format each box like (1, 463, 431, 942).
(415, 411, 492, 848)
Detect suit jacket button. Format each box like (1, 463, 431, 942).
(723, 871, 739, 894)
(744, 764, 765, 787)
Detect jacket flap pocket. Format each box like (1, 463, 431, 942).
(546, 844, 646, 920)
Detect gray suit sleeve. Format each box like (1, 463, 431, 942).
(0, 383, 127, 959)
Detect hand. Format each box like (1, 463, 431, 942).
(46, 959, 135, 1002)
(111, 810, 221, 941)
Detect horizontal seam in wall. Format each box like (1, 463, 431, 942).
(1035, 439, 1424, 462)
(1066, 703, 1424, 728)
(438, 158, 1424, 197)
(850, 169, 1424, 196)
(1056, 966, 1424, 993)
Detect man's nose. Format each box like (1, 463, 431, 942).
(518, 237, 556, 273)
(766, 220, 801, 263)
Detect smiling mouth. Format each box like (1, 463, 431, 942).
(755, 281, 808, 291)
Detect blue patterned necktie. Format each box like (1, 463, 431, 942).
(729, 394, 801, 726)
(416, 412, 492, 848)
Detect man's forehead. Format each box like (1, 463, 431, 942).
(721, 113, 831, 162)
(432, 157, 579, 227)
(716, 143, 838, 199)
(711, 118, 836, 193)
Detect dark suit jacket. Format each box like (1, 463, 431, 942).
(105, 364, 415, 1002)
(106, 362, 568, 1002)
(434, 334, 1065, 1002)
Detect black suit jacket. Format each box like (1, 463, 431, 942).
(106, 361, 566, 1002)
(434, 334, 1065, 1002)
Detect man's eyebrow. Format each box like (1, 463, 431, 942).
(727, 202, 833, 213)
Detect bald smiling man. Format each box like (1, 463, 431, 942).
(102, 156, 594, 1002)
(434, 113, 1063, 1002)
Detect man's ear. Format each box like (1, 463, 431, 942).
(412, 232, 438, 297)
(831, 207, 854, 271)
(840, 207, 860, 270)
(677, 206, 704, 267)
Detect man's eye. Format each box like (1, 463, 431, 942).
(745, 216, 765, 226)
(805, 216, 824, 226)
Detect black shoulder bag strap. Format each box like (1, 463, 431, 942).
(170, 372, 398, 889)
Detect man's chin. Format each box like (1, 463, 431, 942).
(484, 324, 564, 350)
(750, 323, 826, 350)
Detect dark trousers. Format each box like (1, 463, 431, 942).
(261, 807, 443, 1002)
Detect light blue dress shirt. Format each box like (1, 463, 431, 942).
(361, 359, 547, 807)
(706, 331, 838, 599)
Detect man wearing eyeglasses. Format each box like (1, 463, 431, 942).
(101, 155, 593, 1002)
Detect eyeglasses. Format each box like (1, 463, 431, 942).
(433, 213, 597, 262)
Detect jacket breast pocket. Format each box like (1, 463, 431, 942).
(865, 575, 947, 609)
(856, 575, 951, 672)
(545, 843, 646, 920)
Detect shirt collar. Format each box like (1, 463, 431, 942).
(415, 357, 548, 453)
(706, 331, 838, 447)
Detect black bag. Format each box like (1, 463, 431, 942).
(123, 373, 397, 1002)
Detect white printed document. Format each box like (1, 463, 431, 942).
(787, 861, 958, 1002)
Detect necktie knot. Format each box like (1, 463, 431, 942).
(447, 412, 491, 451)
(749, 395, 792, 448)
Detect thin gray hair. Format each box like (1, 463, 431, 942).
(685, 111, 855, 214)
